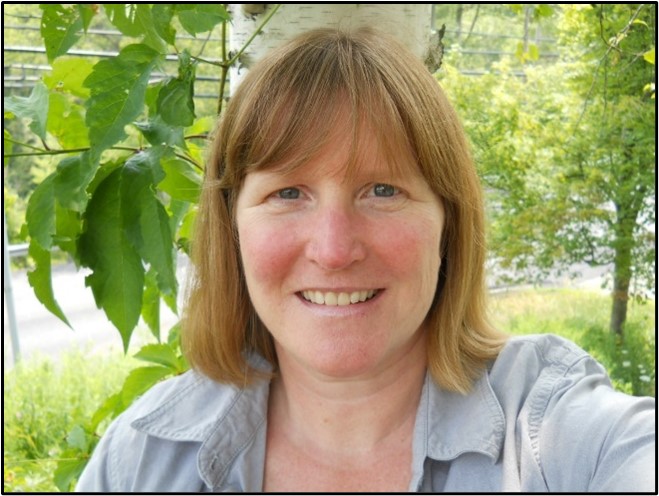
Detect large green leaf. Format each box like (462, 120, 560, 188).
(80, 168, 145, 349)
(3, 82, 49, 140)
(83, 44, 161, 154)
(152, 4, 177, 45)
(26, 173, 56, 250)
(121, 148, 177, 297)
(103, 4, 143, 36)
(175, 4, 230, 35)
(27, 240, 71, 328)
(39, 4, 89, 62)
(103, 4, 166, 51)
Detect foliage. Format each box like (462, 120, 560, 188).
(3, 350, 136, 493)
(440, 4, 656, 335)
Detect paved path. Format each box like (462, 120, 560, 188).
(3, 260, 182, 369)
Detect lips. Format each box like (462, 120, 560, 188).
(300, 289, 381, 306)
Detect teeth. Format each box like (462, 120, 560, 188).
(301, 290, 379, 306)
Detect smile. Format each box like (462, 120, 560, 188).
(300, 289, 381, 306)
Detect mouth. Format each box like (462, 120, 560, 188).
(299, 289, 382, 307)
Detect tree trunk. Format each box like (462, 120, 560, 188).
(609, 201, 637, 335)
(228, 4, 433, 94)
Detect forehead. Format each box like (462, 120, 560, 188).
(248, 104, 419, 183)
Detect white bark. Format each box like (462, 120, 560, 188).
(228, 4, 432, 94)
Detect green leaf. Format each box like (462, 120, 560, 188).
(54, 458, 88, 492)
(528, 43, 540, 62)
(26, 173, 56, 250)
(134, 116, 186, 148)
(175, 4, 230, 35)
(134, 342, 180, 371)
(43, 57, 93, 98)
(3, 82, 49, 140)
(40, 4, 85, 62)
(643, 48, 655, 65)
(91, 392, 123, 431)
(104, 4, 165, 51)
(152, 4, 177, 45)
(66, 425, 89, 451)
(84, 43, 161, 154)
(121, 365, 172, 404)
(141, 269, 161, 340)
(53, 152, 97, 212)
(103, 4, 142, 36)
(159, 157, 201, 202)
(121, 148, 177, 296)
(157, 51, 196, 127)
(47, 93, 89, 149)
(27, 239, 71, 328)
(79, 168, 145, 349)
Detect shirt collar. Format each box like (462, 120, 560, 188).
(416, 368, 506, 462)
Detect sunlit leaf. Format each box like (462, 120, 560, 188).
(43, 57, 93, 98)
(159, 157, 201, 203)
(643, 48, 655, 65)
(121, 365, 172, 404)
(134, 342, 180, 371)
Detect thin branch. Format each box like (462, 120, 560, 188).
(570, 4, 645, 142)
(226, 4, 281, 68)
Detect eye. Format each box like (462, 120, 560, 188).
(372, 183, 398, 197)
(275, 187, 301, 200)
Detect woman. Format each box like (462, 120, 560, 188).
(77, 28, 654, 492)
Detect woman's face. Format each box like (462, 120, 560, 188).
(235, 122, 444, 380)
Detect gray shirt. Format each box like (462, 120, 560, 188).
(76, 334, 655, 492)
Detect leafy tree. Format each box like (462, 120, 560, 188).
(3, 4, 274, 488)
(441, 4, 655, 336)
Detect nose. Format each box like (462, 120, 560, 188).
(305, 205, 366, 271)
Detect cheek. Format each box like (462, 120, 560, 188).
(376, 218, 442, 278)
(238, 219, 300, 289)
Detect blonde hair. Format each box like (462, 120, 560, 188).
(182, 27, 507, 393)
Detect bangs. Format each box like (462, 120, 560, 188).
(222, 28, 419, 186)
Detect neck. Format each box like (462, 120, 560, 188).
(268, 331, 427, 458)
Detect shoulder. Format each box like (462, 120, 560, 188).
(76, 370, 242, 492)
(489, 334, 655, 492)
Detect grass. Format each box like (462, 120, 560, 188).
(3, 288, 655, 492)
(489, 287, 656, 396)
(3, 349, 138, 493)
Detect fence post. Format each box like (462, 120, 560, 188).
(3, 208, 21, 367)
